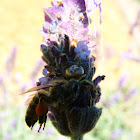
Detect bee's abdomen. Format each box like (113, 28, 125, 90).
(33, 96, 39, 104)
(25, 114, 38, 128)
(25, 95, 48, 129)
(25, 96, 39, 128)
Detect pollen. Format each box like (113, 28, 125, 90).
(35, 103, 48, 115)
(70, 14, 75, 20)
(56, 13, 61, 20)
(79, 13, 84, 21)
(70, 39, 78, 47)
(57, 0, 63, 6)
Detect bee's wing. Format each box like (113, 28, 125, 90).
(19, 83, 63, 95)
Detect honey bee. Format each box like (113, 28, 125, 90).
(21, 65, 102, 132)
(23, 83, 62, 132)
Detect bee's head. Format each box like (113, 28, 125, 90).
(65, 65, 84, 79)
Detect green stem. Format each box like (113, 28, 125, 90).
(71, 135, 83, 140)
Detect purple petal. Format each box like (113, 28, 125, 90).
(43, 22, 51, 33)
(77, 41, 87, 49)
(86, 0, 97, 13)
(87, 41, 96, 50)
(59, 21, 81, 39)
(39, 77, 51, 85)
(74, 27, 89, 41)
(85, 0, 102, 19)
(43, 68, 48, 76)
(80, 53, 86, 59)
(43, 8, 53, 23)
(81, 12, 88, 26)
(77, 0, 86, 12)
(74, 48, 80, 54)
(94, 0, 101, 5)
(51, 0, 58, 6)
(64, 0, 79, 5)
(43, 6, 64, 22)
(86, 50, 90, 55)
(74, 41, 91, 59)
(49, 35, 57, 42)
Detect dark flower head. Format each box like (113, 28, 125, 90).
(23, 1, 104, 139)
(37, 30, 104, 137)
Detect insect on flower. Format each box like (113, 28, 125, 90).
(21, 34, 105, 134)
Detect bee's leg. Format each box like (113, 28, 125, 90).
(43, 114, 47, 130)
(80, 79, 93, 86)
(85, 85, 97, 106)
(38, 114, 48, 132)
(79, 79, 97, 95)
(81, 80, 98, 100)
(87, 90, 93, 107)
(89, 88, 96, 106)
(78, 74, 86, 81)
(38, 124, 42, 132)
(38, 91, 53, 105)
(38, 115, 45, 132)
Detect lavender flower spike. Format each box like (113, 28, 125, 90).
(42, 0, 101, 42)
(23, 0, 104, 140)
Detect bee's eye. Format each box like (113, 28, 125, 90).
(66, 65, 84, 78)
(69, 69, 74, 74)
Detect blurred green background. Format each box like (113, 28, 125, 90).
(0, 0, 140, 140)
